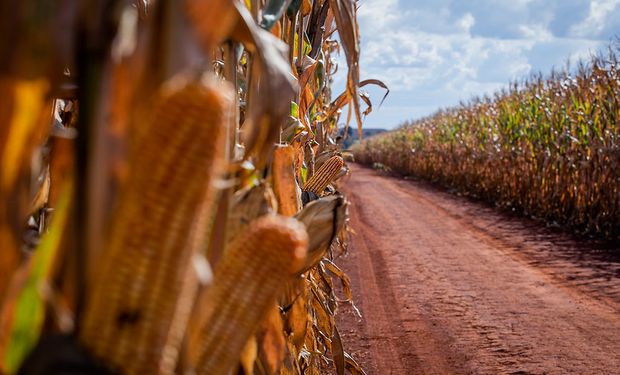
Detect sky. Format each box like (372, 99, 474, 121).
(335, 0, 620, 129)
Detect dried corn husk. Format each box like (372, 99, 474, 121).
(294, 195, 347, 274)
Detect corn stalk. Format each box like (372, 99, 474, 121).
(0, 0, 385, 374)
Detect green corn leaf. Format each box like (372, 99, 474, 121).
(3, 187, 71, 372)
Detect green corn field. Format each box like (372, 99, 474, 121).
(354, 45, 620, 240)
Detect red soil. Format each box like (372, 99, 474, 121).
(335, 164, 620, 374)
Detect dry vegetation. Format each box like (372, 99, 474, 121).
(0, 0, 385, 374)
(354, 45, 620, 240)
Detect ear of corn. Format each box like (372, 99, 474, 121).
(2, 1, 363, 374)
(314, 151, 337, 171)
(186, 215, 307, 375)
(302, 155, 344, 196)
(78, 77, 231, 375)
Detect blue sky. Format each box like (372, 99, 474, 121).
(335, 0, 620, 129)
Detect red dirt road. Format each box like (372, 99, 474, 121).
(336, 164, 620, 375)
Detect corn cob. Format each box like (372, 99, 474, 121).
(314, 151, 337, 171)
(302, 155, 344, 196)
(79, 76, 231, 375)
(186, 215, 308, 375)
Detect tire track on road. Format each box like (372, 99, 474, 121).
(336, 165, 620, 375)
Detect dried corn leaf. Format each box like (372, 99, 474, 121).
(307, 1, 330, 59)
(0, 78, 53, 300)
(240, 336, 258, 375)
(1, 79, 51, 191)
(328, 0, 361, 136)
(280, 279, 308, 350)
(323, 259, 354, 303)
(331, 326, 345, 375)
(272, 145, 302, 217)
(226, 183, 278, 244)
(232, 6, 297, 166)
(328, 79, 389, 137)
(187, 0, 297, 167)
(255, 305, 286, 374)
(281, 116, 305, 143)
(301, 0, 312, 16)
(344, 352, 367, 375)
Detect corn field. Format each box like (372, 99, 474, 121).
(354, 45, 620, 240)
(0, 0, 385, 374)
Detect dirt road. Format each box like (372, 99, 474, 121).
(336, 164, 620, 375)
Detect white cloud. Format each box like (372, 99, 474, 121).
(357, 0, 401, 30)
(459, 13, 476, 33)
(569, 0, 620, 37)
(519, 23, 554, 42)
(337, 0, 616, 128)
(506, 0, 539, 10)
(358, 24, 536, 93)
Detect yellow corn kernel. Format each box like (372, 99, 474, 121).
(302, 155, 344, 196)
(186, 215, 308, 375)
(79, 77, 232, 375)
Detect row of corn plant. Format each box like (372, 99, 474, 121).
(0, 0, 385, 374)
(354, 45, 620, 240)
